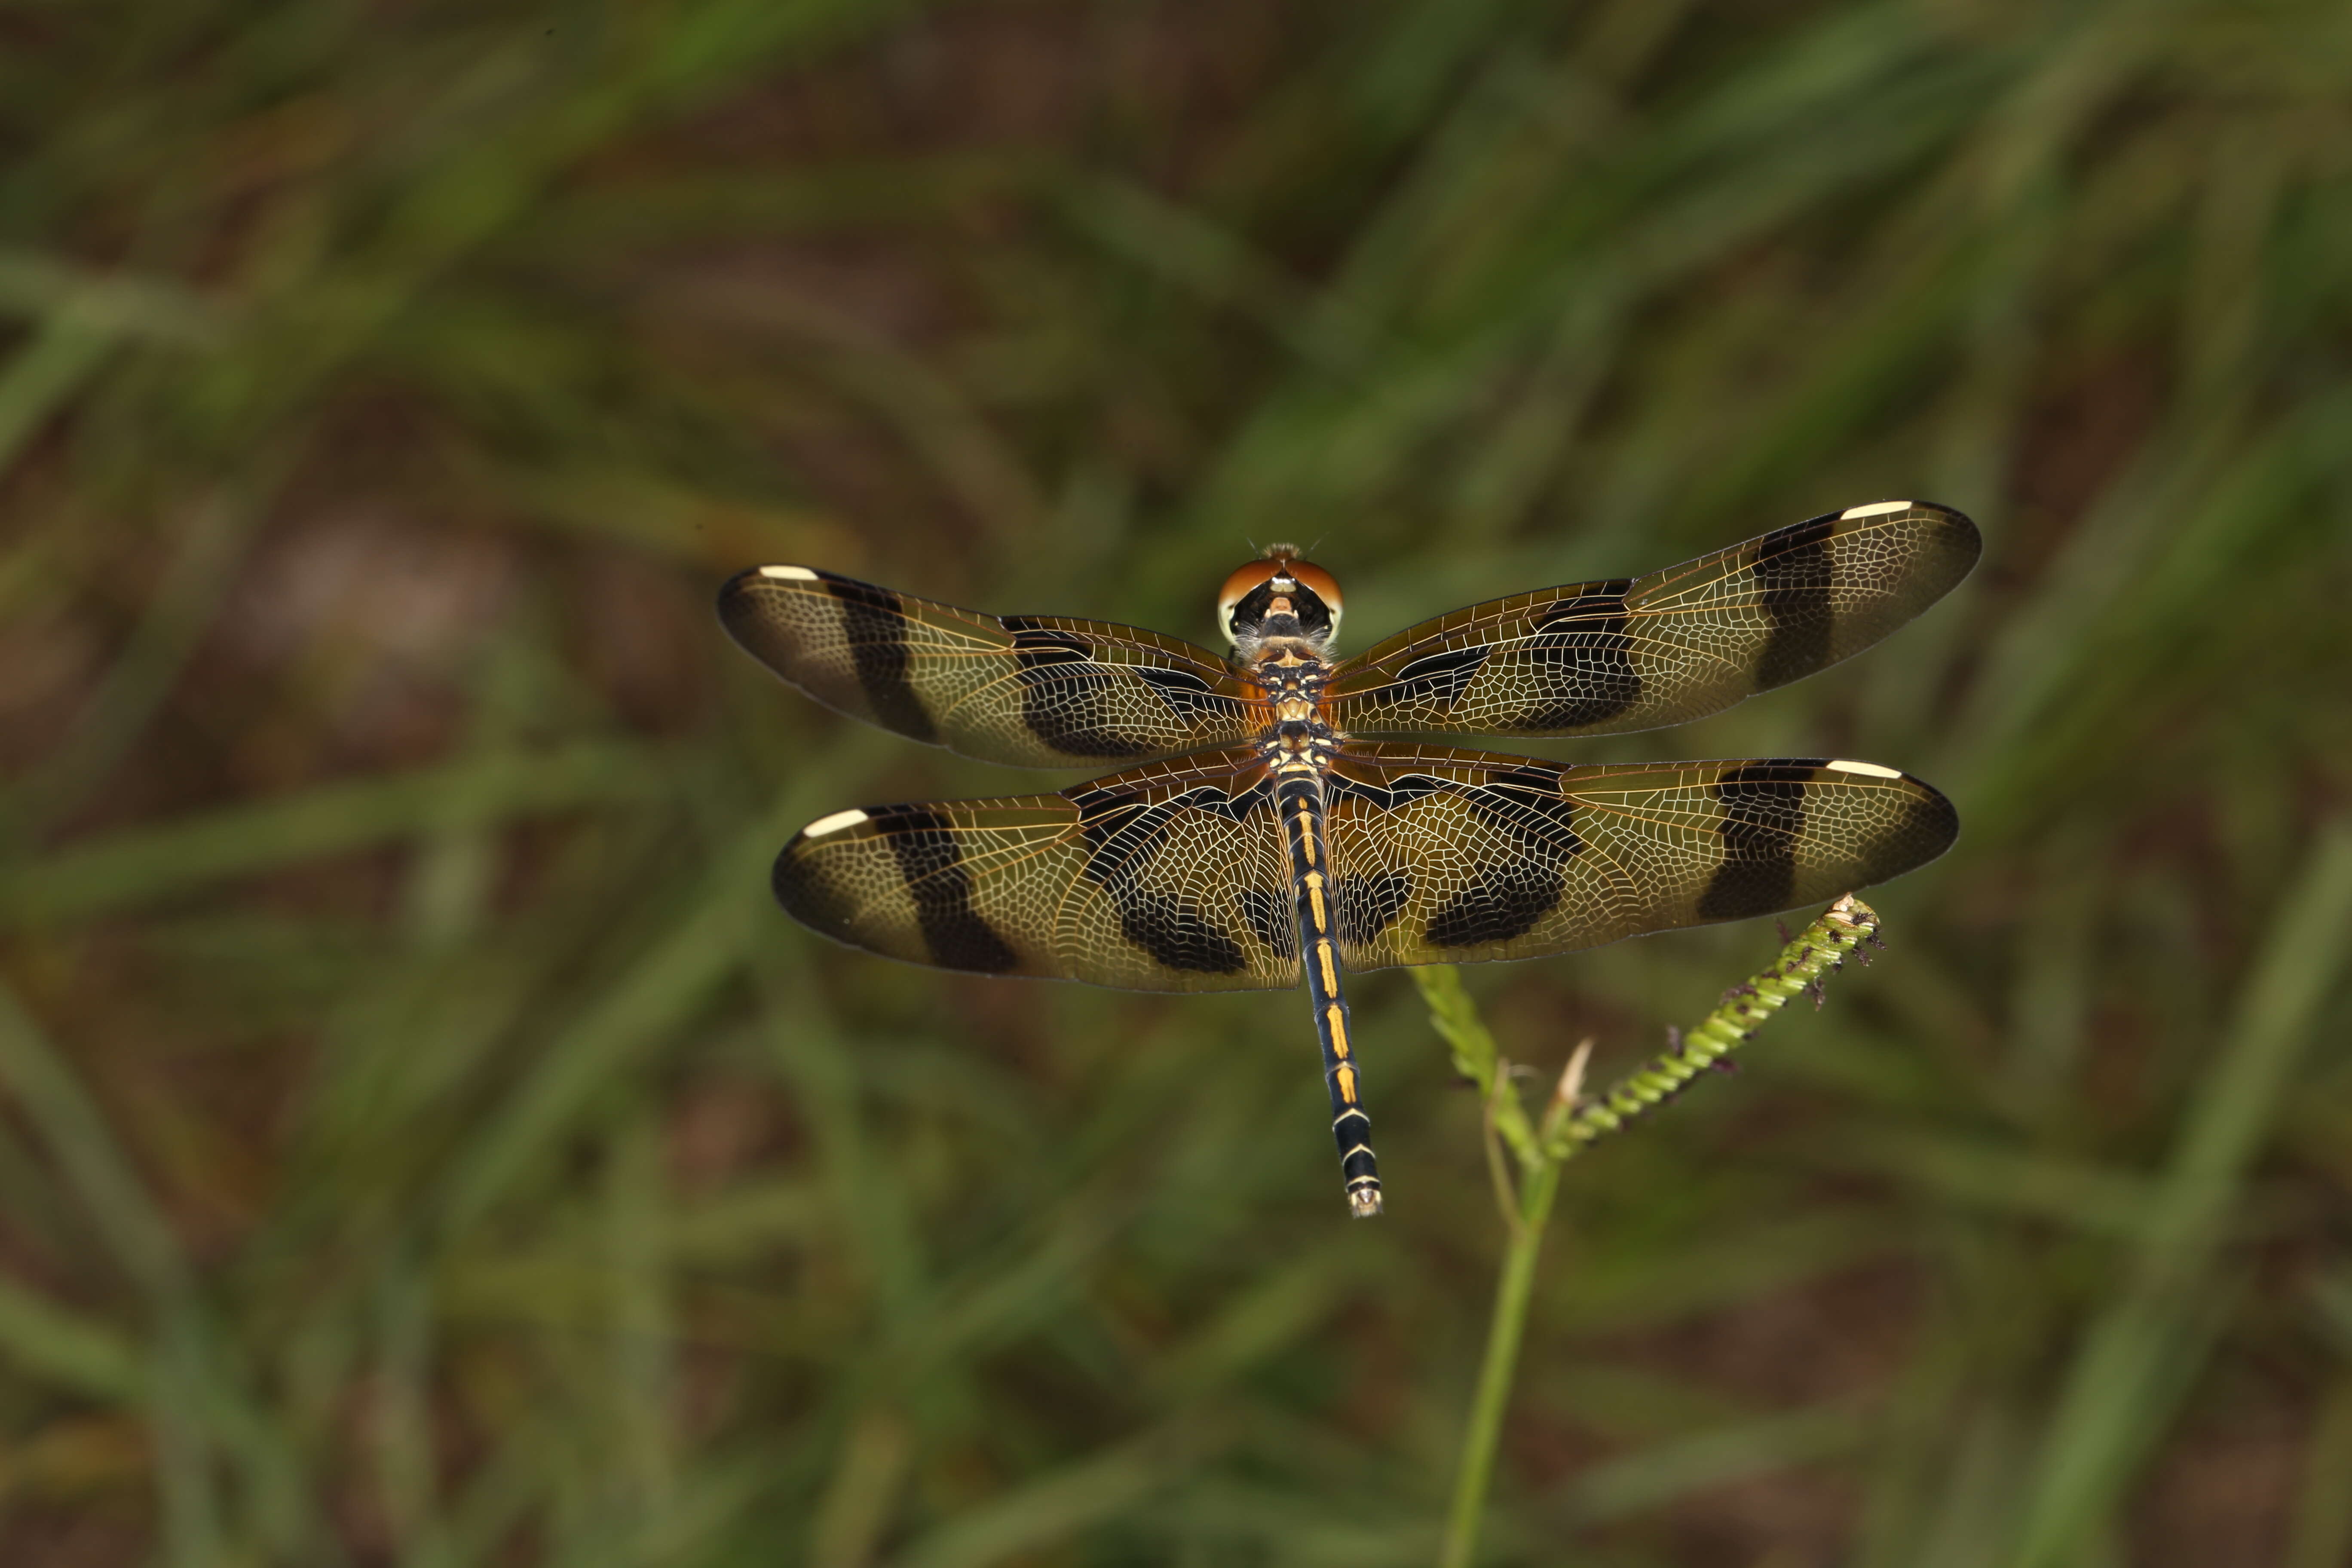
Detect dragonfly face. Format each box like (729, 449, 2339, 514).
(1219, 546, 1343, 656)
(720, 501, 1979, 1217)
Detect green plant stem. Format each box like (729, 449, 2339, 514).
(1441, 1155, 1562, 1568)
(1423, 894, 1882, 1568)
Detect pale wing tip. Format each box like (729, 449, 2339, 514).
(717, 563, 824, 605)
(772, 825, 876, 948)
(1838, 498, 1981, 560)
(717, 565, 838, 659)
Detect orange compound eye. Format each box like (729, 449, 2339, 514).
(1284, 558, 1342, 617)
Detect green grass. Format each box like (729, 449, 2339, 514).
(3, 1, 2351, 1563)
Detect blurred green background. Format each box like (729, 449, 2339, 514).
(4, 2, 2352, 1564)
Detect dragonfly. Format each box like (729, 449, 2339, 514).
(720, 501, 1977, 1217)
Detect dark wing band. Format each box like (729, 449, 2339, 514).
(1327, 502, 1978, 739)
(772, 748, 1301, 993)
(720, 567, 1259, 767)
(1320, 746, 1958, 971)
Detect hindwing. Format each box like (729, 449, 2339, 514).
(1321, 746, 1958, 970)
(774, 748, 1300, 992)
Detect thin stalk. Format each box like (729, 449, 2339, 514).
(1421, 894, 1883, 1568)
(1441, 1155, 1562, 1568)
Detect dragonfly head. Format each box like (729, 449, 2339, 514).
(1219, 546, 1342, 655)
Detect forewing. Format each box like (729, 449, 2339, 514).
(1322, 746, 1957, 971)
(1328, 501, 1978, 738)
(774, 748, 1300, 992)
(720, 566, 1259, 767)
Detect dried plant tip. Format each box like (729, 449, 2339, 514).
(1552, 1038, 1595, 1110)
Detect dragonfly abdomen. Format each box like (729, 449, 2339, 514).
(1277, 766, 1381, 1217)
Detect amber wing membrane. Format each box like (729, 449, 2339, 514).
(1320, 746, 1958, 970)
(719, 567, 1260, 767)
(1326, 502, 1979, 739)
(773, 747, 1305, 993)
